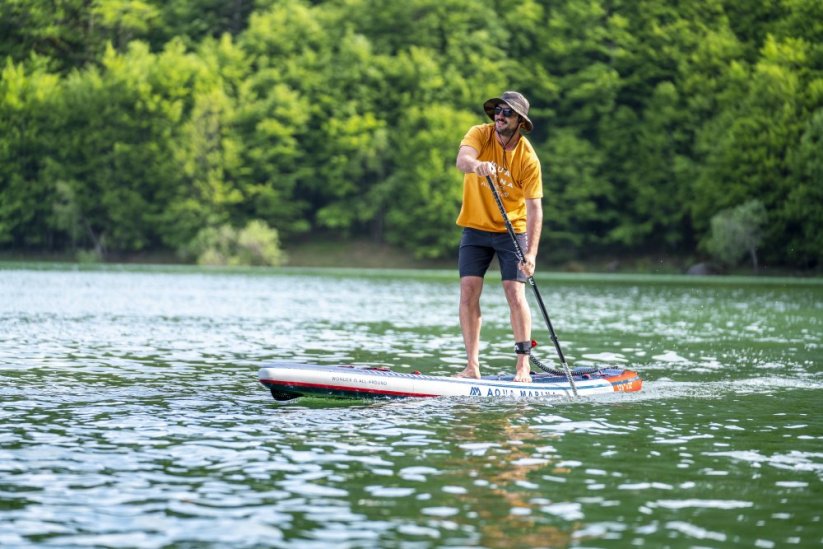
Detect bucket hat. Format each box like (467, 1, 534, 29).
(483, 91, 533, 133)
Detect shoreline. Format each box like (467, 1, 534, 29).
(0, 242, 818, 279)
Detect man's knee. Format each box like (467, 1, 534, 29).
(502, 281, 527, 306)
(460, 276, 484, 303)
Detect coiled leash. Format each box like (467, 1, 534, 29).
(516, 340, 598, 377)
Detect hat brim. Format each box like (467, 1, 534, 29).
(483, 98, 533, 133)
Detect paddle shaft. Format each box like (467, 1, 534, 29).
(484, 175, 578, 397)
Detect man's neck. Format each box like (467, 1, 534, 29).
(496, 129, 521, 150)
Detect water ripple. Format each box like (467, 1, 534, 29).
(1, 267, 821, 547)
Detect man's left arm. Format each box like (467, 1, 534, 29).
(522, 197, 543, 276)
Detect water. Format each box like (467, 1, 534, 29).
(1, 264, 821, 548)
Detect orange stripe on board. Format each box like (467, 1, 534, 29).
(606, 370, 643, 393)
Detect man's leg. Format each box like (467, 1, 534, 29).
(503, 280, 532, 382)
(456, 275, 484, 378)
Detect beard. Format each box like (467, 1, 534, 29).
(496, 122, 518, 140)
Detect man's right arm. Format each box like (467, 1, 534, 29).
(456, 145, 495, 176)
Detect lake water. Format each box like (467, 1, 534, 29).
(1, 264, 821, 548)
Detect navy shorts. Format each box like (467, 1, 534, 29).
(458, 228, 528, 282)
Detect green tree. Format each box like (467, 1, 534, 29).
(161, 86, 242, 251)
(47, 40, 202, 256)
(783, 108, 823, 267)
(705, 199, 768, 271)
(1, 0, 821, 268)
(91, 0, 161, 51)
(604, 87, 695, 250)
(382, 105, 475, 258)
(0, 57, 61, 247)
(154, 0, 256, 45)
(0, 0, 102, 71)
(541, 127, 613, 257)
(692, 34, 819, 266)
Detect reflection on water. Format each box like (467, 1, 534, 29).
(0, 266, 821, 547)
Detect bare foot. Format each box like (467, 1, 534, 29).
(454, 366, 481, 379)
(513, 367, 532, 383)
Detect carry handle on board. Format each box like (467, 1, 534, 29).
(484, 175, 578, 398)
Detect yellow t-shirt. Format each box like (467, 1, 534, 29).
(456, 124, 543, 233)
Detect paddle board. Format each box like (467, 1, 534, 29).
(258, 361, 642, 401)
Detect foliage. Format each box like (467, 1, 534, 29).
(183, 219, 285, 266)
(705, 200, 768, 271)
(783, 108, 823, 267)
(1, 0, 821, 269)
(0, 56, 60, 247)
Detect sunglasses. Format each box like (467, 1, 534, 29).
(494, 106, 516, 117)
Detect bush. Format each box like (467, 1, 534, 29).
(182, 220, 286, 266)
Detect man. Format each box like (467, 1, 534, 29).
(454, 91, 543, 383)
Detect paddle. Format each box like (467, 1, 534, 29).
(484, 175, 579, 397)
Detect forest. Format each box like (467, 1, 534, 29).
(1, 0, 821, 270)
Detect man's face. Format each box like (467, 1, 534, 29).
(494, 104, 520, 137)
